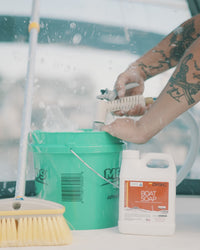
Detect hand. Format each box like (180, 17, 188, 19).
(102, 118, 147, 144)
(114, 65, 147, 116)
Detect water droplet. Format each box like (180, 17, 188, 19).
(70, 22, 76, 29)
(72, 33, 82, 45)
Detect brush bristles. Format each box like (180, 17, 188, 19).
(0, 215, 72, 247)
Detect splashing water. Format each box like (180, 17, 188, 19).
(42, 105, 79, 132)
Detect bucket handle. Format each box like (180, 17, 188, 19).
(70, 149, 119, 188)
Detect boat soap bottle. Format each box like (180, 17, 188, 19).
(118, 150, 176, 236)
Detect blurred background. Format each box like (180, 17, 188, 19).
(0, 0, 200, 197)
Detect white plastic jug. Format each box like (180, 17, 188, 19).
(118, 150, 176, 236)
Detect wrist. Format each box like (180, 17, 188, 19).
(128, 63, 147, 81)
(134, 119, 153, 144)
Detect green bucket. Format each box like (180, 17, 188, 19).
(30, 129, 123, 230)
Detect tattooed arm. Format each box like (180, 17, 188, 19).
(130, 14, 200, 79)
(102, 35, 200, 143)
(114, 14, 200, 116)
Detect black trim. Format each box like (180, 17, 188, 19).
(176, 179, 200, 195)
(187, 0, 200, 16)
(0, 15, 164, 56)
(0, 180, 36, 199)
(0, 178, 200, 199)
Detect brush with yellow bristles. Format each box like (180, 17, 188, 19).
(0, 0, 72, 247)
(0, 197, 72, 247)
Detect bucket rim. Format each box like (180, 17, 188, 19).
(30, 129, 111, 135)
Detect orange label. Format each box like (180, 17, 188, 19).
(124, 181, 169, 212)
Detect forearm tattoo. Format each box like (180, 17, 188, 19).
(137, 19, 200, 80)
(138, 50, 172, 79)
(167, 53, 200, 105)
(169, 20, 198, 62)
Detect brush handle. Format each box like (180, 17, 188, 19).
(98, 82, 139, 101)
(144, 97, 154, 105)
(110, 82, 139, 101)
(15, 0, 40, 197)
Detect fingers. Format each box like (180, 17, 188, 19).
(101, 118, 134, 139)
(126, 105, 146, 116)
(113, 104, 150, 117)
(101, 118, 146, 143)
(115, 73, 128, 98)
(114, 66, 145, 98)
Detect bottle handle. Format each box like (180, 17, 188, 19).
(142, 153, 175, 170)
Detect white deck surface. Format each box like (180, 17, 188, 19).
(2, 195, 200, 250)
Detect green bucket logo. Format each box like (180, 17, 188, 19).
(35, 168, 48, 185)
(103, 167, 120, 186)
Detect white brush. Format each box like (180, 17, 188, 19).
(93, 95, 154, 130)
